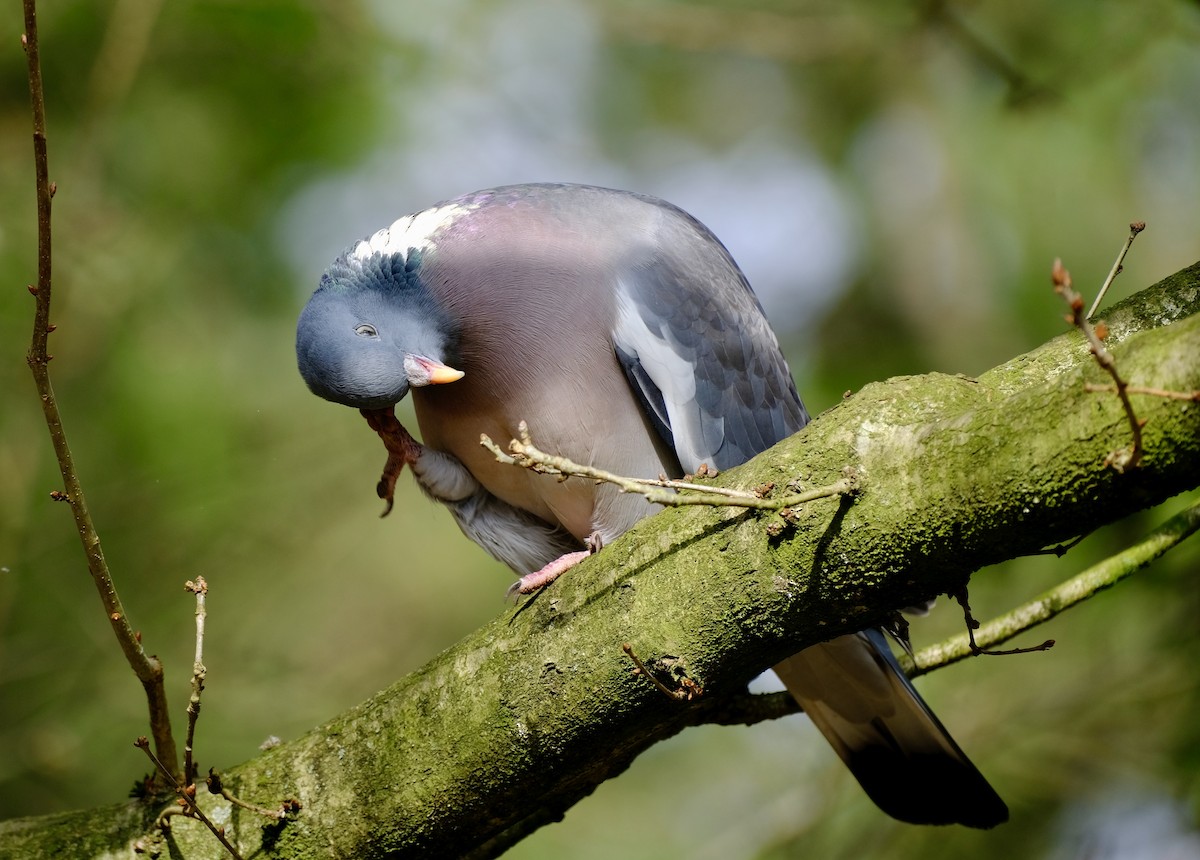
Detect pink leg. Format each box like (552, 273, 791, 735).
(360, 407, 423, 517)
(508, 533, 604, 597)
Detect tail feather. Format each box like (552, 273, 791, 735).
(773, 630, 1008, 829)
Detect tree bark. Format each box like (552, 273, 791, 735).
(3, 263, 1199, 859)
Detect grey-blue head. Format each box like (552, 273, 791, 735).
(297, 211, 467, 410)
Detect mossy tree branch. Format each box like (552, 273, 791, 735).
(1, 264, 1198, 858)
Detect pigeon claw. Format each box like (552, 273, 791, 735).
(507, 533, 604, 597)
(360, 406, 422, 518)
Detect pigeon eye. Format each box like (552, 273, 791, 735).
(354, 323, 379, 338)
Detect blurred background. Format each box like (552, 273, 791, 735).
(2, 1, 1199, 857)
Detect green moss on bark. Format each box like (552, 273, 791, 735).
(3, 269, 1198, 859)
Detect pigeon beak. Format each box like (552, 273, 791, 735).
(405, 354, 465, 387)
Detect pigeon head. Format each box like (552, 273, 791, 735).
(297, 207, 469, 410)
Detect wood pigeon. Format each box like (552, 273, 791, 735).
(296, 183, 1008, 828)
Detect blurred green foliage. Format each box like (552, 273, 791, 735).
(1, 1, 1199, 857)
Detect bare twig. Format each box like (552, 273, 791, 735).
(1088, 221, 1146, 319)
(135, 738, 244, 860)
(481, 422, 858, 511)
(1027, 534, 1085, 558)
(1053, 259, 1144, 472)
(21, 0, 179, 777)
(903, 499, 1200, 677)
(184, 577, 209, 785)
(206, 769, 301, 821)
(951, 587, 1055, 657)
(622, 643, 703, 702)
(155, 805, 190, 829)
(1084, 382, 1200, 402)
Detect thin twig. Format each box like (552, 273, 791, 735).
(136, 738, 244, 860)
(1088, 221, 1146, 319)
(902, 499, 1200, 677)
(622, 643, 702, 702)
(635, 475, 760, 501)
(206, 769, 301, 821)
(1084, 382, 1200, 402)
(1025, 534, 1085, 558)
(156, 805, 190, 828)
(481, 422, 858, 511)
(20, 6, 51, 363)
(21, 0, 179, 777)
(184, 577, 209, 785)
(951, 587, 1055, 657)
(217, 788, 291, 820)
(1053, 259, 1144, 472)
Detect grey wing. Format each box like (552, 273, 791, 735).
(611, 237, 808, 473)
(608, 202, 1007, 828)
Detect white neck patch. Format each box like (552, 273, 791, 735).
(348, 201, 476, 264)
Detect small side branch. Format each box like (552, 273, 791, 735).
(1088, 221, 1146, 319)
(136, 738, 244, 860)
(904, 499, 1200, 678)
(1084, 383, 1200, 402)
(1027, 534, 1085, 558)
(622, 643, 702, 702)
(207, 770, 301, 822)
(21, 0, 178, 777)
(481, 421, 857, 512)
(1053, 258, 1144, 472)
(21, 2, 52, 361)
(184, 577, 209, 785)
(951, 587, 1054, 657)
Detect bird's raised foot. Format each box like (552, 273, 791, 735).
(360, 406, 423, 517)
